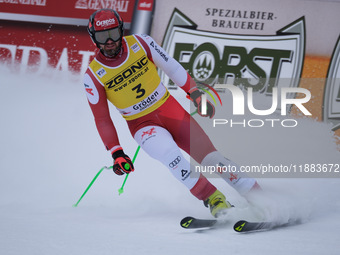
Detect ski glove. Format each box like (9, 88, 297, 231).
(188, 88, 215, 118)
(112, 150, 134, 175)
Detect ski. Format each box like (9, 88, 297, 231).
(180, 216, 231, 229)
(181, 217, 298, 232)
(180, 216, 217, 229)
(233, 220, 290, 233)
(180, 216, 218, 229)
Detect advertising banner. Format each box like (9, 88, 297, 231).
(323, 36, 340, 132)
(0, 0, 134, 25)
(151, 0, 340, 140)
(0, 0, 155, 74)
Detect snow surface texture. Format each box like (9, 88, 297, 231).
(0, 67, 340, 255)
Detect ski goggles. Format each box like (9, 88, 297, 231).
(94, 28, 121, 44)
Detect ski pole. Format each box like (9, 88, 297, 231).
(190, 110, 197, 116)
(118, 145, 141, 195)
(73, 165, 112, 207)
(73, 145, 141, 206)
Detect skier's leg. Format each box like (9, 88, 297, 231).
(159, 97, 260, 196)
(188, 117, 260, 195)
(133, 125, 216, 199)
(133, 124, 234, 217)
(200, 151, 259, 195)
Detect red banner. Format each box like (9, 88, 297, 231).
(0, 0, 135, 25)
(0, 20, 95, 74)
(0, 0, 156, 75)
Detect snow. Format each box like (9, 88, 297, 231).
(0, 67, 340, 255)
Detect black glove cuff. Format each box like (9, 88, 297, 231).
(112, 149, 125, 160)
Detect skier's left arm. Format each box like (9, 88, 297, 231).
(135, 34, 215, 118)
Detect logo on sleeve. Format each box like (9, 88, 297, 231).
(131, 43, 141, 53)
(96, 68, 106, 78)
(84, 73, 99, 105)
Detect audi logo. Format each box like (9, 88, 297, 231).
(169, 156, 181, 168)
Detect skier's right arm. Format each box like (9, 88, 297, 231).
(83, 70, 122, 152)
(83, 70, 134, 175)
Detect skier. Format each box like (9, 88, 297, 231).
(84, 8, 261, 218)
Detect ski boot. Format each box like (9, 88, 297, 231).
(204, 190, 233, 218)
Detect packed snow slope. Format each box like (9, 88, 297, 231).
(0, 67, 340, 255)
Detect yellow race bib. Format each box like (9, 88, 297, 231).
(89, 35, 169, 120)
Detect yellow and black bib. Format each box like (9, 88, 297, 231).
(89, 35, 169, 120)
